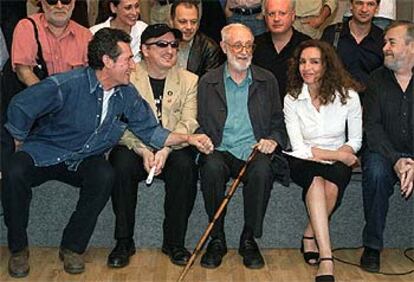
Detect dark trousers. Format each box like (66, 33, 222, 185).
(1, 127, 14, 172)
(199, 150, 274, 239)
(108, 145, 198, 247)
(1, 59, 20, 172)
(361, 151, 399, 251)
(1, 151, 114, 254)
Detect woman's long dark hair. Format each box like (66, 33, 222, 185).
(287, 40, 364, 105)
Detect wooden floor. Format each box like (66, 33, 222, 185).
(0, 247, 413, 281)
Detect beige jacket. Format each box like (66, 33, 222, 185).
(293, 0, 338, 39)
(120, 62, 199, 151)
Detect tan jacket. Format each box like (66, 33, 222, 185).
(295, 0, 337, 18)
(293, 0, 338, 39)
(120, 62, 199, 151)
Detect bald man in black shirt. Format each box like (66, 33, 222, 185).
(253, 0, 310, 104)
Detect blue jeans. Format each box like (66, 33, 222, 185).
(361, 152, 398, 250)
(227, 14, 266, 36)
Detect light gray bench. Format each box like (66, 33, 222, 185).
(1, 175, 413, 249)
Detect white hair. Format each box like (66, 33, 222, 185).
(221, 23, 253, 43)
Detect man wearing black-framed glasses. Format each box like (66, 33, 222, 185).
(107, 23, 203, 268)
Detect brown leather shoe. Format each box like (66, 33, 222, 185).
(59, 248, 85, 274)
(8, 248, 30, 278)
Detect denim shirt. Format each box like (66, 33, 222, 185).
(5, 67, 170, 170)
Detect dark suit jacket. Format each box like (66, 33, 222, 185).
(197, 63, 287, 148)
(197, 63, 290, 185)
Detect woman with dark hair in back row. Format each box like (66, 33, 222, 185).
(90, 0, 147, 62)
(284, 40, 364, 282)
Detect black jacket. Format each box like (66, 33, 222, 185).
(364, 66, 414, 164)
(197, 63, 289, 185)
(187, 32, 224, 77)
(197, 63, 288, 149)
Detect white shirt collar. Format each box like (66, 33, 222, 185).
(297, 84, 312, 101)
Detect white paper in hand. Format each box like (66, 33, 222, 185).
(146, 166, 156, 185)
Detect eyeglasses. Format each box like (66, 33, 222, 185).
(145, 40, 180, 49)
(45, 0, 72, 5)
(225, 42, 255, 53)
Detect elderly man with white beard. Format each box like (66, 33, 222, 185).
(196, 23, 289, 270)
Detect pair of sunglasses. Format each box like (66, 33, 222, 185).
(46, 0, 72, 5)
(145, 40, 180, 49)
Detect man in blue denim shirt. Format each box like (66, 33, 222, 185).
(2, 28, 213, 278)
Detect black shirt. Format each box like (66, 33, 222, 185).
(253, 29, 310, 103)
(364, 66, 413, 165)
(149, 76, 165, 125)
(321, 19, 384, 86)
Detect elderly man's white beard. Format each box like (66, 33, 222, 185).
(227, 53, 252, 72)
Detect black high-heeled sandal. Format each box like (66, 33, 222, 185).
(315, 257, 335, 282)
(300, 236, 319, 265)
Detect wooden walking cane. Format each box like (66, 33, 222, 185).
(177, 148, 259, 282)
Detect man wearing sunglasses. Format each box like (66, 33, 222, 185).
(3, 28, 214, 278)
(11, 0, 91, 87)
(197, 23, 288, 269)
(107, 23, 200, 268)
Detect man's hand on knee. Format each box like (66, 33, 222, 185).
(255, 139, 278, 155)
(393, 158, 414, 179)
(400, 162, 414, 199)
